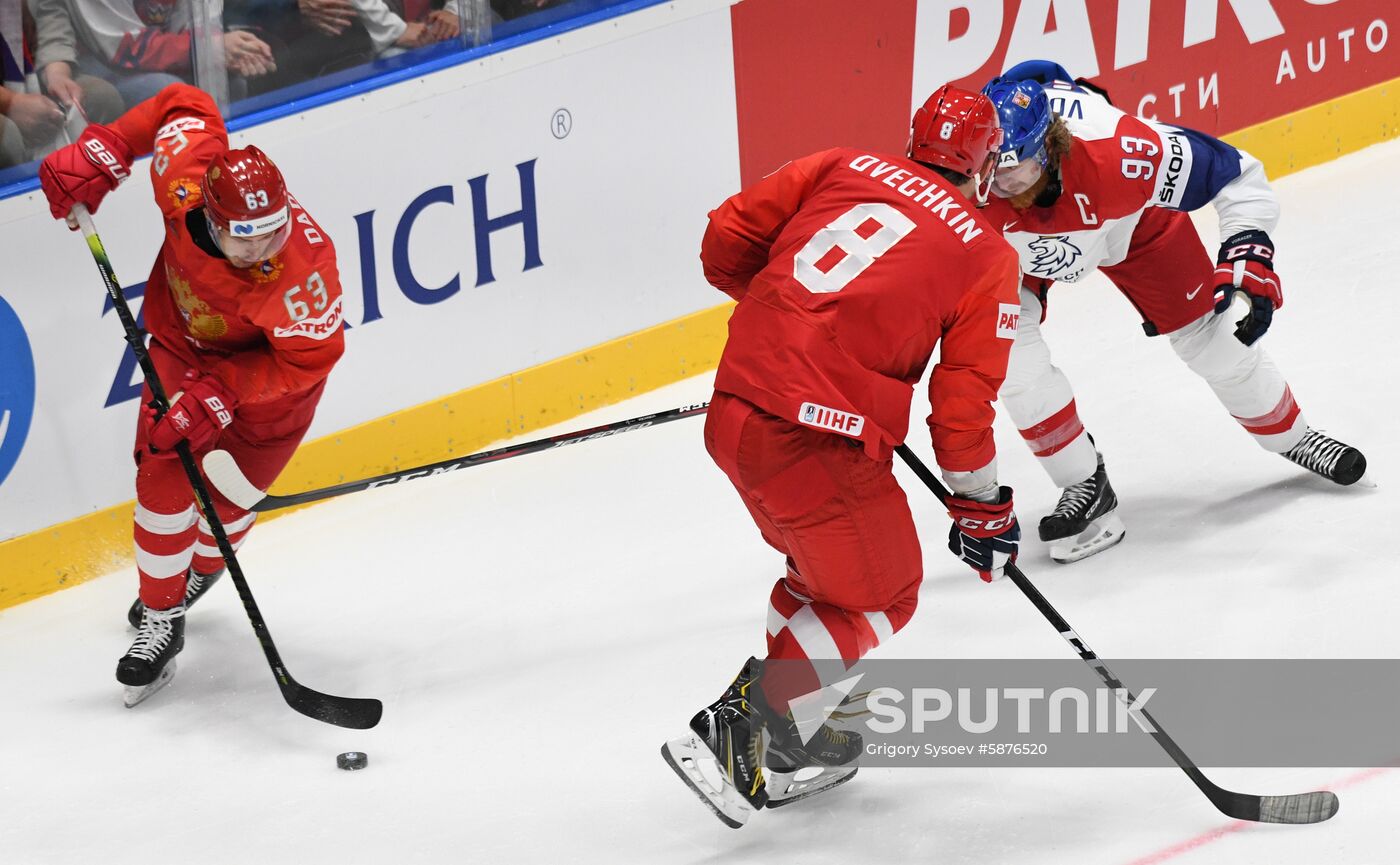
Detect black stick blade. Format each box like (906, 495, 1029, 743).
(284, 684, 383, 729)
(1256, 791, 1340, 824)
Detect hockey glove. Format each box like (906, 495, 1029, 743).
(1213, 229, 1282, 347)
(946, 487, 1020, 583)
(38, 124, 133, 222)
(142, 376, 237, 457)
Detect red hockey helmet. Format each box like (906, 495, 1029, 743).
(201, 145, 291, 263)
(909, 85, 1004, 205)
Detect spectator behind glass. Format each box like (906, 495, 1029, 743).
(225, 0, 500, 104)
(32, 0, 276, 109)
(351, 0, 491, 59)
(2, 0, 119, 169)
(492, 0, 564, 20)
(224, 0, 375, 97)
(234, 0, 503, 94)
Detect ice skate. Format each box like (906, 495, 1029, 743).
(763, 711, 862, 808)
(662, 657, 770, 827)
(118, 605, 185, 708)
(127, 566, 224, 629)
(1282, 429, 1369, 487)
(1040, 454, 1124, 564)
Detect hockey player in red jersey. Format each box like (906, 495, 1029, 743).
(980, 60, 1368, 564)
(662, 87, 1021, 827)
(39, 84, 345, 705)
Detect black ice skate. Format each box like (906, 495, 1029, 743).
(663, 657, 770, 827)
(763, 709, 862, 808)
(1039, 453, 1125, 564)
(1283, 429, 1368, 486)
(127, 566, 224, 629)
(117, 605, 186, 708)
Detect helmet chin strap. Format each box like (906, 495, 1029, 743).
(972, 153, 999, 208)
(973, 169, 993, 207)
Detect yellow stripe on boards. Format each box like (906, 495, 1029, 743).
(0, 302, 734, 611)
(1224, 78, 1400, 179)
(0, 504, 135, 610)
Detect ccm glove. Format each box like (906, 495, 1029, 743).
(1213, 229, 1282, 347)
(142, 375, 236, 457)
(37, 124, 133, 221)
(946, 486, 1020, 583)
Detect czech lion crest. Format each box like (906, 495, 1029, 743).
(1027, 235, 1083, 278)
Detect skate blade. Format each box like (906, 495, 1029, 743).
(122, 659, 177, 708)
(764, 765, 858, 808)
(1049, 513, 1126, 564)
(661, 734, 756, 829)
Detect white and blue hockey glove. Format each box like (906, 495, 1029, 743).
(947, 487, 1020, 582)
(1214, 229, 1282, 347)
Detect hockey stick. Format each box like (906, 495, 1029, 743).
(894, 444, 1337, 824)
(74, 206, 382, 730)
(203, 402, 712, 512)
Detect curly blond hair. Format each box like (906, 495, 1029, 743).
(1044, 115, 1073, 167)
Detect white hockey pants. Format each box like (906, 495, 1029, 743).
(1000, 288, 1307, 489)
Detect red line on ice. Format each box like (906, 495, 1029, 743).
(1123, 823, 1250, 865)
(1121, 767, 1394, 865)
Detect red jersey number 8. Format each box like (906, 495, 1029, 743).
(793, 203, 916, 294)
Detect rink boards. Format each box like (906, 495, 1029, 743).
(0, 0, 1396, 607)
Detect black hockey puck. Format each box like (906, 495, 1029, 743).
(337, 751, 368, 771)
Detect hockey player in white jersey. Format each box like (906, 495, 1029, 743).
(980, 60, 1368, 564)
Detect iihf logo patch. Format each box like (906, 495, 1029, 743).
(797, 402, 864, 438)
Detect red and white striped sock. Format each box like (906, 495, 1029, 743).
(190, 511, 256, 575)
(134, 502, 198, 609)
(1232, 384, 1306, 453)
(1018, 399, 1100, 487)
(762, 575, 916, 713)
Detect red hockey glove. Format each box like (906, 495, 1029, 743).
(38, 124, 133, 221)
(946, 487, 1020, 583)
(1213, 229, 1282, 347)
(142, 376, 237, 458)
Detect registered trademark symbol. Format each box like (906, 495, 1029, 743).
(551, 108, 572, 139)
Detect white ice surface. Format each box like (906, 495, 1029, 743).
(3, 139, 1398, 865)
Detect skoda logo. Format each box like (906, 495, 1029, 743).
(0, 296, 36, 486)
